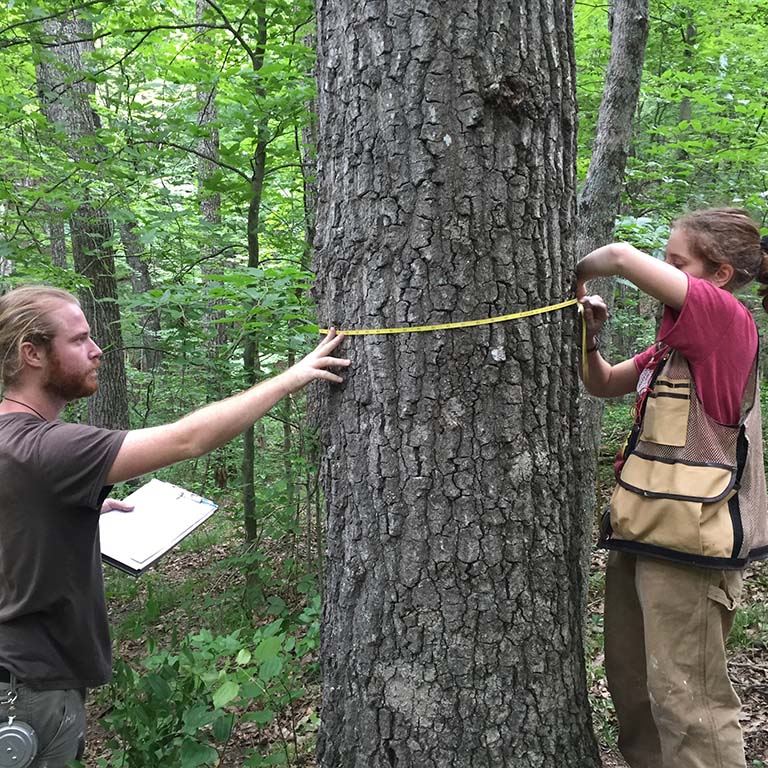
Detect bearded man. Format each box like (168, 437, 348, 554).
(0, 285, 347, 766)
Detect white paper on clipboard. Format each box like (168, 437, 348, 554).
(100, 478, 217, 576)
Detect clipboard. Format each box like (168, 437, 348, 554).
(99, 478, 218, 576)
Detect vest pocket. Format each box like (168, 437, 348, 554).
(701, 493, 738, 559)
(639, 382, 690, 447)
(618, 454, 736, 502)
(608, 485, 735, 559)
(609, 485, 703, 554)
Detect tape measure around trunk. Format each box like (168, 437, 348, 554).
(319, 298, 580, 336)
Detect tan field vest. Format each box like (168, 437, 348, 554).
(600, 347, 768, 569)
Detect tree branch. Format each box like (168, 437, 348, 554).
(201, 0, 258, 68)
(1, 17, 223, 51)
(131, 139, 252, 182)
(0, 0, 106, 41)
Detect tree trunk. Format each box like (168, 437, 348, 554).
(312, 1, 598, 765)
(242, 166, 268, 556)
(300, 45, 321, 571)
(574, 0, 649, 574)
(241, 3, 269, 605)
(70, 205, 130, 429)
(196, 0, 228, 356)
(35, 12, 129, 430)
(121, 220, 162, 372)
(47, 213, 68, 269)
(678, 9, 696, 159)
(577, 0, 649, 255)
(195, 0, 232, 490)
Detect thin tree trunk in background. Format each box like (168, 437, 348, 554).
(577, 0, 649, 255)
(575, 0, 649, 583)
(70, 205, 129, 429)
(300, 79, 318, 258)
(299, 98, 318, 570)
(312, 0, 599, 764)
(196, 0, 228, 355)
(120, 220, 162, 372)
(47, 214, 67, 269)
(678, 9, 696, 159)
(35, 12, 129, 430)
(241, 2, 269, 577)
(242, 166, 268, 542)
(196, 0, 230, 490)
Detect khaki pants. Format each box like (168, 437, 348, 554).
(604, 551, 746, 768)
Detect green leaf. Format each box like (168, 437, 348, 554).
(240, 681, 266, 700)
(243, 708, 274, 725)
(212, 679, 240, 709)
(212, 712, 235, 743)
(266, 596, 287, 616)
(145, 673, 172, 700)
(182, 704, 216, 733)
(252, 635, 283, 661)
(259, 656, 283, 682)
(180, 738, 219, 768)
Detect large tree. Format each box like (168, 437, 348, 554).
(312, 0, 599, 765)
(34, 10, 129, 429)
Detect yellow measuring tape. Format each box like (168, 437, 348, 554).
(319, 298, 579, 336)
(320, 296, 592, 381)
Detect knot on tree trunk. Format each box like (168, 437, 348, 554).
(482, 76, 535, 118)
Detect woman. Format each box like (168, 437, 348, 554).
(576, 208, 768, 768)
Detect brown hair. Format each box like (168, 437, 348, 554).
(672, 208, 768, 310)
(0, 285, 79, 389)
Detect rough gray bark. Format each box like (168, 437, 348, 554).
(301, 43, 320, 574)
(35, 12, 129, 430)
(574, 0, 649, 554)
(312, 1, 598, 765)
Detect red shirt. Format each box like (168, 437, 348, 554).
(633, 274, 757, 426)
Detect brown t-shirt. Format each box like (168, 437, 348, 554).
(0, 413, 127, 689)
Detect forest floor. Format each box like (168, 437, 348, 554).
(87, 531, 768, 767)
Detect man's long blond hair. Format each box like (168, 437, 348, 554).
(0, 285, 79, 390)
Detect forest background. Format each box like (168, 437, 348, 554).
(1, 0, 767, 766)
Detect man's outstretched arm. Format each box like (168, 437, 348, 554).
(107, 330, 348, 484)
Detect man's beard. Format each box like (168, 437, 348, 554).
(43, 351, 100, 401)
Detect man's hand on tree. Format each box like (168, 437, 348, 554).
(283, 329, 350, 393)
